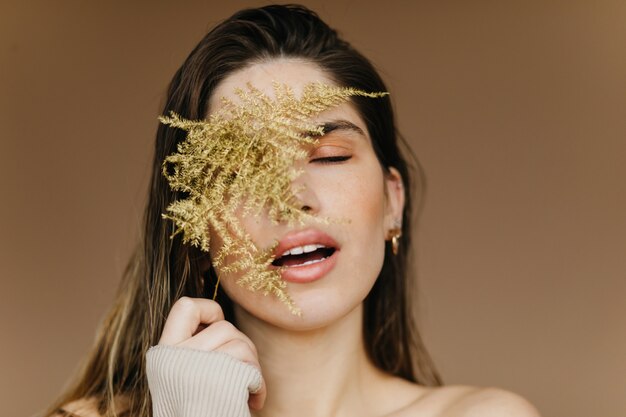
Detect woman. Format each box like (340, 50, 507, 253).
(50, 5, 539, 417)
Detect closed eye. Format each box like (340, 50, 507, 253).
(310, 155, 352, 164)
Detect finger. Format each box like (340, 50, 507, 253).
(212, 338, 260, 368)
(159, 297, 225, 345)
(180, 320, 258, 354)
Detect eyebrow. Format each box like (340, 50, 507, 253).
(317, 120, 366, 138)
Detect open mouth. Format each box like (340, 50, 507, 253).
(272, 244, 336, 268)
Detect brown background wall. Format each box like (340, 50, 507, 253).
(1, 1, 624, 417)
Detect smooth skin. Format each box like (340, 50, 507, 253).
(60, 59, 541, 417)
(154, 59, 541, 417)
(151, 297, 541, 417)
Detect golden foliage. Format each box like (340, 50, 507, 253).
(160, 82, 387, 314)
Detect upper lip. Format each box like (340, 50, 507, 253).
(272, 228, 340, 260)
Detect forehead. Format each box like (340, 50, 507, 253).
(208, 58, 336, 113)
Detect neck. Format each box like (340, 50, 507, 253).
(235, 304, 389, 417)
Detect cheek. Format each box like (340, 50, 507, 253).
(329, 167, 388, 301)
(318, 161, 388, 268)
(329, 162, 387, 231)
(350, 171, 387, 255)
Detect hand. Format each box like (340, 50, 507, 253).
(158, 297, 266, 411)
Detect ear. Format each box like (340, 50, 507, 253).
(384, 166, 405, 234)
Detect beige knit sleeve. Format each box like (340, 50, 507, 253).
(146, 345, 262, 417)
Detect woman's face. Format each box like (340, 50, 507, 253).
(207, 58, 404, 330)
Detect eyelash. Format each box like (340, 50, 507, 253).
(310, 155, 352, 164)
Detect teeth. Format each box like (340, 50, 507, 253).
(280, 244, 326, 257)
(294, 257, 326, 267)
(303, 244, 318, 253)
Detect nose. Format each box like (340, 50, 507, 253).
(291, 169, 320, 215)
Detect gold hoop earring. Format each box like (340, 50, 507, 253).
(386, 221, 402, 256)
(391, 233, 401, 255)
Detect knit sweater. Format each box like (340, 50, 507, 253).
(146, 345, 262, 417)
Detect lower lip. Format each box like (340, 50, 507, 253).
(277, 250, 339, 283)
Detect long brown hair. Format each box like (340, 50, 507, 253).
(47, 5, 441, 417)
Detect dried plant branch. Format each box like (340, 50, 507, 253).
(160, 82, 387, 315)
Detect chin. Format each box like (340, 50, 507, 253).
(232, 285, 367, 332)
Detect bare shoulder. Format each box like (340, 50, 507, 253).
(398, 385, 541, 417)
(442, 386, 540, 417)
